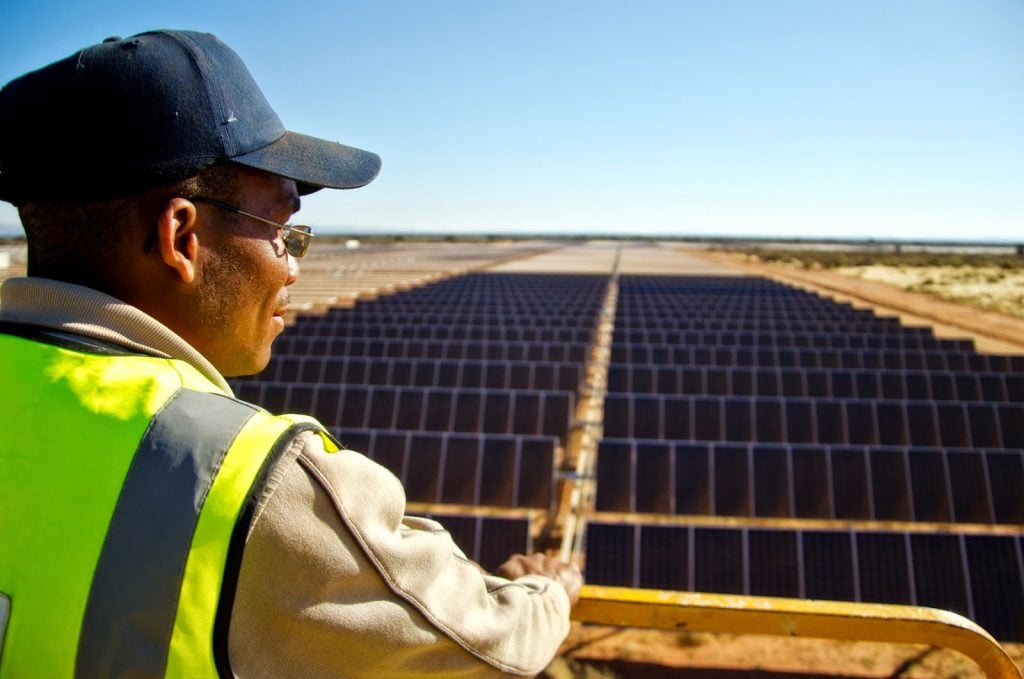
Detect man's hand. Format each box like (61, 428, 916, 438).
(494, 553, 583, 605)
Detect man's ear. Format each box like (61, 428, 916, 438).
(154, 197, 200, 284)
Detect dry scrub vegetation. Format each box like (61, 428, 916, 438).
(738, 249, 1024, 320)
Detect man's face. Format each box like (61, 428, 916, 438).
(193, 169, 301, 377)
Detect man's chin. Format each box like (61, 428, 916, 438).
(218, 346, 273, 378)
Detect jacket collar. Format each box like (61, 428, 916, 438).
(0, 277, 232, 394)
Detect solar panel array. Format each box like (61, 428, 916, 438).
(587, 275, 1024, 641)
(231, 272, 607, 560)
(231, 269, 1024, 642)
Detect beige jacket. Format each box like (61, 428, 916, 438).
(0, 277, 572, 678)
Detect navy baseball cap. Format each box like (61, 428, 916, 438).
(0, 30, 381, 204)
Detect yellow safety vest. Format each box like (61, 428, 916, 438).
(0, 323, 337, 677)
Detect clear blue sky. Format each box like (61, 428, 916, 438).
(2, 1, 1022, 241)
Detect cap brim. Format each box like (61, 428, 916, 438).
(230, 130, 381, 195)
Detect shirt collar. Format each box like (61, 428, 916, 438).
(0, 277, 232, 394)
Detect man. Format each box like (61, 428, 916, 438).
(0, 30, 581, 677)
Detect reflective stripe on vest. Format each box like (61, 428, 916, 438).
(0, 330, 337, 678)
(79, 388, 252, 677)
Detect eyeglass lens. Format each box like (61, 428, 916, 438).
(284, 225, 312, 257)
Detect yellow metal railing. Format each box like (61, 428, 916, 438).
(572, 585, 1022, 678)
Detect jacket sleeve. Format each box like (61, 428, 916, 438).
(228, 431, 572, 678)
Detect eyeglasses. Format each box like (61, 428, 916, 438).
(190, 196, 314, 258)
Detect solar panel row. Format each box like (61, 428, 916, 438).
(584, 521, 1024, 642)
(619, 307, 893, 319)
(611, 344, 1024, 371)
(234, 383, 576, 442)
(425, 514, 533, 573)
(603, 394, 1024, 447)
(312, 312, 600, 328)
(285, 323, 595, 342)
(595, 438, 1024, 524)
(612, 330, 971, 350)
(271, 337, 589, 363)
(356, 302, 599, 314)
(240, 357, 584, 393)
(615, 318, 910, 332)
(333, 429, 557, 509)
(608, 364, 1024, 401)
